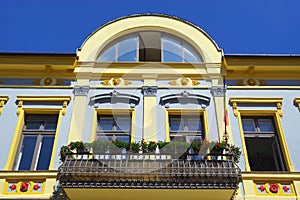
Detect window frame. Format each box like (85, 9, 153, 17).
(91, 109, 135, 143)
(235, 109, 294, 172)
(97, 31, 203, 63)
(15, 114, 58, 170)
(165, 109, 209, 142)
(241, 115, 286, 171)
(4, 96, 70, 170)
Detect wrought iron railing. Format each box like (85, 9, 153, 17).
(58, 152, 241, 190)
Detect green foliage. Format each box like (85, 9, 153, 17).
(229, 144, 242, 164)
(69, 141, 85, 150)
(131, 142, 141, 153)
(59, 145, 71, 162)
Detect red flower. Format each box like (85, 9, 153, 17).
(283, 185, 290, 192)
(33, 184, 40, 190)
(20, 182, 29, 192)
(9, 184, 16, 191)
(258, 185, 265, 191)
(269, 184, 279, 193)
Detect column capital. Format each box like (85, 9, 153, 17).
(210, 86, 226, 97)
(73, 85, 90, 96)
(142, 86, 158, 97)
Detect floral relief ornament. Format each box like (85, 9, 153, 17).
(33, 184, 41, 190)
(20, 182, 29, 192)
(9, 184, 16, 191)
(269, 183, 279, 193)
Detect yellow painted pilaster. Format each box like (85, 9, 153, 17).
(243, 180, 257, 200)
(293, 180, 300, 200)
(68, 85, 89, 142)
(142, 77, 157, 141)
(143, 96, 156, 141)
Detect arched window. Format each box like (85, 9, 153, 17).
(97, 32, 202, 63)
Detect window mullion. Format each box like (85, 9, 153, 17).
(29, 134, 41, 170)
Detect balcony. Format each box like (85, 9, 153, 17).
(58, 152, 241, 200)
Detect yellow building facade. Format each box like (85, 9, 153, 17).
(0, 14, 299, 199)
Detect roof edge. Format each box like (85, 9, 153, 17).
(80, 13, 222, 53)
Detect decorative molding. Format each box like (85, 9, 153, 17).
(168, 77, 200, 86)
(255, 182, 294, 196)
(62, 101, 68, 116)
(142, 86, 158, 96)
(0, 96, 9, 115)
(32, 77, 64, 86)
(247, 66, 255, 74)
(45, 65, 53, 74)
(160, 91, 210, 107)
(101, 78, 132, 86)
(90, 90, 140, 107)
(210, 86, 226, 97)
(16, 96, 71, 115)
(16, 100, 23, 116)
(294, 98, 300, 111)
(229, 98, 283, 117)
(73, 86, 89, 96)
(4, 180, 45, 194)
(237, 78, 266, 86)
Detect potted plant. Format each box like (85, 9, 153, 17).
(91, 140, 110, 154)
(59, 145, 71, 162)
(69, 141, 87, 153)
(140, 138, 148, 153)
(191, 141, 202, 154)
(147, 141, 157, 153)
(229, 144, 242, 164)
(131, 142, 141, 153)
(210, 141, 227, 154)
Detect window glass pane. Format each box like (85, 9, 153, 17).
(169, 117, 184, 131)
(245, 137, 285, 171)
(186, 117, 202, 131)
(36, 136, 54, 170)
(118, 37, 137, 62)
(242, 119, 256, 132)
(25, 121, 41, 130)
(162, 37, 182, 62)
(183, 44, 202, 63)
(99, 118, 113, 131)
(115, 116, 131, 131)
(115, 135, 130, 142)
(98, 45, 116, 62)
(257, 119, 274, 132)
(18, 136, 37, 170)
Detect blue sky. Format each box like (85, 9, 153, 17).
(1, 0, 300, 54)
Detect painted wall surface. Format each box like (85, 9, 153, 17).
(227, 89, 300, 171)
(0, 88, 74, 170)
